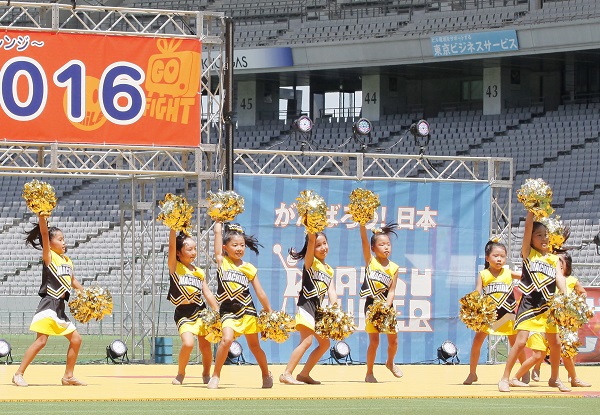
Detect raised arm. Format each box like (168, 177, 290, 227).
(39, 215, 51, 266)
(360, 224, 371, 266)
(167, 229, 177, 274)
(213, 222, 224, 267)
(510, 270, 522, 280)
(521, 211, 534, 259)
(303, 233, 316, 270)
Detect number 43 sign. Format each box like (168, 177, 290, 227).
(0, 31, 201, 147)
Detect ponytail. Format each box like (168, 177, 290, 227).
(289, 232, 327, 260)
(25, 223, 61, 251)
(223, 223, 263, 255)
(370, 222, 398, 246)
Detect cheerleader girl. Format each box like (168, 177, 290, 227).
(279, 231, 338, 385)
(528, 250, 591, 387)
(498, 211, 569, 392)
(360, 223, 403, 383)
(168, 229, 218, 385)
(13, 214, 85, 387)
(463, 240, 526, 385)
(208, 222, 273, 389)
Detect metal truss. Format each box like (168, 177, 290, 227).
(233, 150, 513, 234)
(0, 2, 225, 363)
(234, 149, 514, 364)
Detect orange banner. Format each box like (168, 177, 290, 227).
(0, 30, 201, 147)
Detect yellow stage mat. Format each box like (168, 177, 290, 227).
(1, 364, 599, 401)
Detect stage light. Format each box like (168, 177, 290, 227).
(330, 340, 352, 364)
(226, 340, 246, 364)
(0, 339, 12, 364)
(409, 119, 431, 155)
(228, 340, 243, 359)
(410, 119, 430, 137)
(353, 118, 372, 136)
(106, 339, 129, 364)
(437, 340, 459, 364)
(292, 115, 313, 133)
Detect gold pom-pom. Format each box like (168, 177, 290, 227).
(366, 298, 397, 334)
(296, 190, 327, 234)
(559, 327, 581, 359)
(516, 178, 554, 218)
(459, 291, 498, 333)
(207, 190, 245, 222)
(348, 188, 380, 225)
(547, 292, 594, 330)
(157, 193, 193, 235)
(258, 310, 296, 343)
(68, 286, 113, 324)
(201, 309, 222, 344)
(22, 179, 57, 216)
(315, 303, 357, 341)
(538, 216, 569, 251)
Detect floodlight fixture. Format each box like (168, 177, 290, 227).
(353, 118, 372, 136)
(330, 340, 352, 364)
(226, 340, 246, 365)
(292, 115, 313, 133)
(409, 119, 431, 155)
(106, 339, 129, 364)
(0, 339, 12, 364)
(410, 119, 430, 137)
(351, 118, 373, 151)
(437, 340, 459, 364)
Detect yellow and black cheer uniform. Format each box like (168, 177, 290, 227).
(168, 262, 208, 335)
(360, 257, 399, 334)
(480, 267, 517, 335)
(565, 275, 578, 296)
(215, 256, 259, 336)
(515, 248, 559, 333)
(29, 250, 76, 336)
(525, 275, 580, 353)
(295, 258, 334, 331)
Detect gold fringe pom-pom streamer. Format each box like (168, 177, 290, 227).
(157, 193, 193, 235)
(559, 327, 582, 359)
(201, 309, 223, 344)
(207, 190, 245, 222)
(348, 188, 380, 226)
(22, 179, 57, 216)
(258, 310, 296, 343)
(296, 190, 328, 234)
(458, 291, 498, 333)
(68, 286, 113, 324)
(547, 292, 594, 330)
(516, 178, 554, 218)
(366, 298, 397, 334)
(538, 216, 569, 251)
(315, 303, 357, 341)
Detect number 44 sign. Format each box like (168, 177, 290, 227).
(0, 31, 201, 147)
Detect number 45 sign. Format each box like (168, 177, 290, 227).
(0, 31, 201, 147)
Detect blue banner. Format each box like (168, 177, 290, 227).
(431, 30, 519, 57)
(231, 176, 491, 364)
